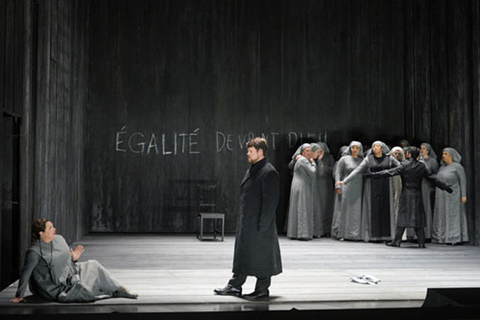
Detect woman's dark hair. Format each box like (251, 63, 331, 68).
(31, 218, 48, 240)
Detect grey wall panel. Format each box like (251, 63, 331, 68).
(87, 0, 406, 233)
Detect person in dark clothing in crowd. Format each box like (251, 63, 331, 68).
(365, 147, 452, 248)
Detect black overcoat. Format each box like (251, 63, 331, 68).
(368, 160, 450, 228)
(232, 158, 282, 277)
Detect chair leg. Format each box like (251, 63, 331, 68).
(197, 216, 200, 239)
(221, 217, 224, 241)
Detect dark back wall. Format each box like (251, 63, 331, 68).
(87, 0, 407, 233)
(1, 2, 479, 279)
(0, 0, 89, 291)
(1, 0, 26, 290)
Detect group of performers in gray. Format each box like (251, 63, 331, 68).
(10, 138, 469, 304)
(286, 140, 469, 247)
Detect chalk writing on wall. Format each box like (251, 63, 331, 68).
(115, 125, 328, 155)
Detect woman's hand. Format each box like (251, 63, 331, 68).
(10, 297, 24, 303)
(70, 245, 85, 262)
(461, 197, 467, 204)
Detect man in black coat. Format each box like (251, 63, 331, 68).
(365, 147, 452, 248)
(214, 137, 282, 300)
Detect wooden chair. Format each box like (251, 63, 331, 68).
(197, 184, 225, 241)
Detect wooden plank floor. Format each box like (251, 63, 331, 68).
(1, 233, 480, 315)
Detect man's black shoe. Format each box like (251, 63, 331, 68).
(242, 290, 269, 301)
(213, 285, 242, 296)
(386, 242, 400, 247)
(419, 243, 426, 248)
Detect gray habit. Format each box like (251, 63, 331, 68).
(332, 154, 364, 240)
(421, 157, 439, 239)
(287, 155, 317, 239)
(343, 149, 400, 242)
(315, 153, 336, 235)
(312, 162, 324, 237)
(15, 235, 124, 302)
(432, 162, 468, 244)
(232, 158, 282, 277)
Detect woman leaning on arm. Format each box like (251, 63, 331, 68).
(11, 219, 137, 303)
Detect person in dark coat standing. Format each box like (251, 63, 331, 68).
(214, 137, 282, 300)
(365, 147, 452, 248)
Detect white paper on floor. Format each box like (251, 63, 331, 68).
(349, 274, 381, 285)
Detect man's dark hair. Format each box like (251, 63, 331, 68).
(246, 137, 268, 155)
(407, 146, 420, 160)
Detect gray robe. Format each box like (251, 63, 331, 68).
(343, 154, 400, 242)
(312, 164, 324, 237)
(232, 158, 282, 277)
(287, 156, 317, 239)
(432, 162, 468, 244)
(16, 235, 123, 302)
(315, 154, 336, 235)
(391, 161, 407, 232)
(422, 157, 439, 238)
(389, 148, 405, 228)
(332, 155, 363, 240)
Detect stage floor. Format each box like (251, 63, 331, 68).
(1, 233, 480, 316)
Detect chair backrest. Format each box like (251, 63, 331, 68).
(197, 184, 216, 213)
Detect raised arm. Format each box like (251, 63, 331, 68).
(421, 163, 452, 193)
(296, 156, 317, 179)
(390, 156, 401, 168)
(364, 163, 405, 179)
(342, 156, 369, 185)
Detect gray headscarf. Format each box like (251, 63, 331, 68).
(342, 141, 364, 158)
(316, 142, 330, 154)
(367, 140, 390, 156)
(442, 147, 462, 164)
(291, 143, 312, 160)
(420, 142, 438, 159)
(389, 146, 405, 161)
(311, 143, 321, 152)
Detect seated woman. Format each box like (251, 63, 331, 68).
(11, 219, 138, 303)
